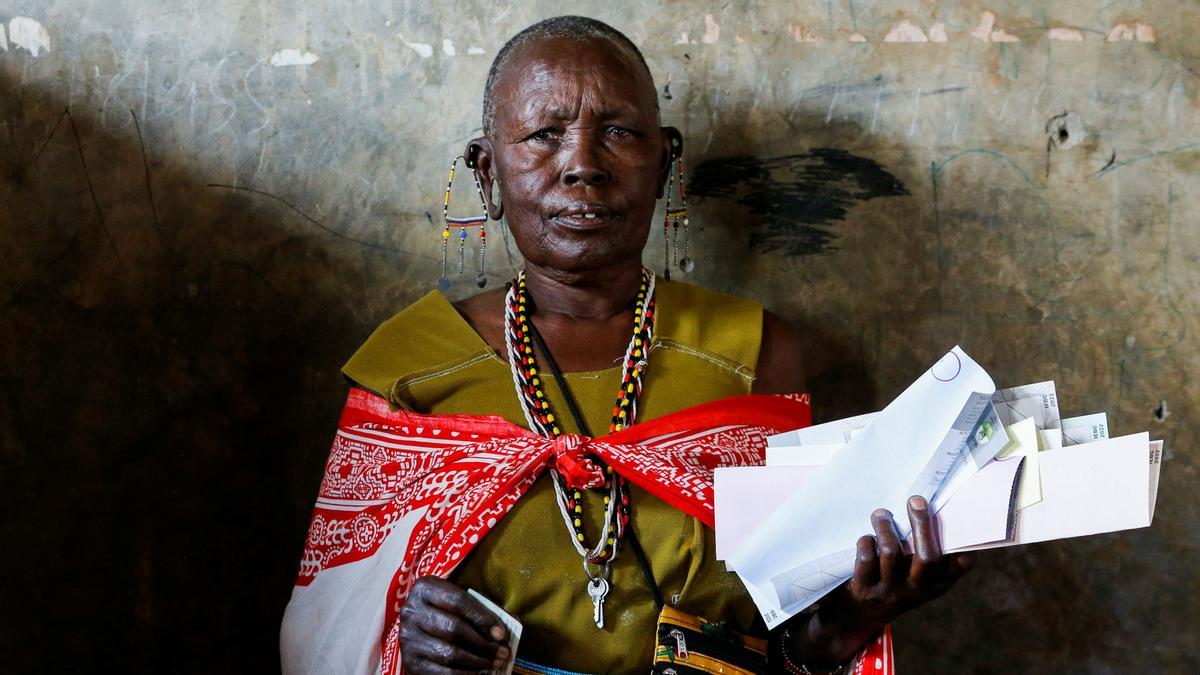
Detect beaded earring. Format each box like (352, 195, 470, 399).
(661, 155, 693, 281)
(440, 155, 490, 291)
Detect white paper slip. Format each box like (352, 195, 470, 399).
(930, 401, 1009, 513)
(729, 346, 997, 628)
(1148, 440, 1163, 520)
(1038, 427, 1063, 450)
(994, 418, 1042, 509)
(1061, 412, 1109, 446)
(467, 589, 522, 675)
(992, 380, 1061, 431)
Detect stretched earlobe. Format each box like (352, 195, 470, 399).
(465, 137, 505, 220)
(656, 127, 684, 198)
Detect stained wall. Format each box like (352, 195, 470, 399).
(1, 1, 1196, 671)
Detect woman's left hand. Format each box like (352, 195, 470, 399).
(783, 495, 975, 669)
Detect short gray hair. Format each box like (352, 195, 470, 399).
(482, 16, 656, 135)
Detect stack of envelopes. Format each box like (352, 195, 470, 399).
(715, 346, 1164, 629)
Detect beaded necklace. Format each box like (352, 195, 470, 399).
(504, 268, 656, 624)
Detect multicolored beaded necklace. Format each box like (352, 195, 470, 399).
(504, 268, 656, 571)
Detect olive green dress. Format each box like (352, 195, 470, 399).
(342, 278, 767, 673)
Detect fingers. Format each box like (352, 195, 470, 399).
(905, 495, 943, 588)
(402, 633, 498, 671)
(417, 577, 509, 643)
(851, 534, 881, 593)
(417, 605, 509, 662)
(400, 577, 511, 674)
(871, 509, 903, 583)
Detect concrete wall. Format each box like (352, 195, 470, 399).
(2, 1, 1196, 671)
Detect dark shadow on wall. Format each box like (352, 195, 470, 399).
(0, 71, 405, 672)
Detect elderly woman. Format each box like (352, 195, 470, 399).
(282, 15, 971, 675)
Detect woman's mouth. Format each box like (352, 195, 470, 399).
(550, 205, 619, 230)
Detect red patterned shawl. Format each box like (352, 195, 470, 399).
(280, 387, 892, 674)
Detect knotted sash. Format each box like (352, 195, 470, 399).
(281, 388, 892, 675)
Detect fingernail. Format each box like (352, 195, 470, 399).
(909, 496, 926, 511)
(491, 625, 506, 641)
(872, 508, 890, 519)
(496, 646, 510, 661)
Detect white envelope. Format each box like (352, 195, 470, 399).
(955, 432, 1159, 550)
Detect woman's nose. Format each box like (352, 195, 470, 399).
(561, 140, 611, 186)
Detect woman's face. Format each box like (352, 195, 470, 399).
(470, 37, 676, 276)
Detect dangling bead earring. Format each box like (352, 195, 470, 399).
(674, 156, 693, 275)
(440, 155, 490, 291)
(662, 154, 693, 280)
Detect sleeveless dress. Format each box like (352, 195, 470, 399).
(342, 278, 768, 673)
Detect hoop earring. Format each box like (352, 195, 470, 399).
(440, 155, 489, 291)
(661, 155, 693, 281)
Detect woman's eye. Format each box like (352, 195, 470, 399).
(607, 126, 633, 138)
(529, 127, 558, 142)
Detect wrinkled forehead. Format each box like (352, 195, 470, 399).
(490, 36, 659, 128)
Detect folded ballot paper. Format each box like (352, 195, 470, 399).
(717, 346, 1163, 629)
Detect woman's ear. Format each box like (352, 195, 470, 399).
(656, 127, 684, 199)
(466, 137, 504, 220)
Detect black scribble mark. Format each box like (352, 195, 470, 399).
(662, 83, 673, 100)
(1046, 137, 1053, 178)
(1100, 150, 1117, 173)
(688, 150, 909, 256)
(924, 86, 967, 96)
(130, 108, 160, 229)
(66, 108, 123, 265)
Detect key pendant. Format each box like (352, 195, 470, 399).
(586, 577, 610, 629)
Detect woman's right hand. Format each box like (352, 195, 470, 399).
(399, 576, 511, 674)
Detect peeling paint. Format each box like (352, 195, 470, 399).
(269, 49, 319, 67)
(848, 31, 867, 43)
(441, 38, 456, 56)
(1048, 27, 1084, 41)
(970, 11, 996, 40)
(928, 22, 948, 42)
(702, 14, 720, 44)
(467, 45, 486, 55)
(970, 12, 1020, 42)
(884, 20, 928, 43)
(1107, 23, 1156, 42)
(398, 34, 433, 58)
(788, 24, 821, 43)
(0, 24, 7, 51)
(676, 31, 689, 45)
(9, 16, 51, 57)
